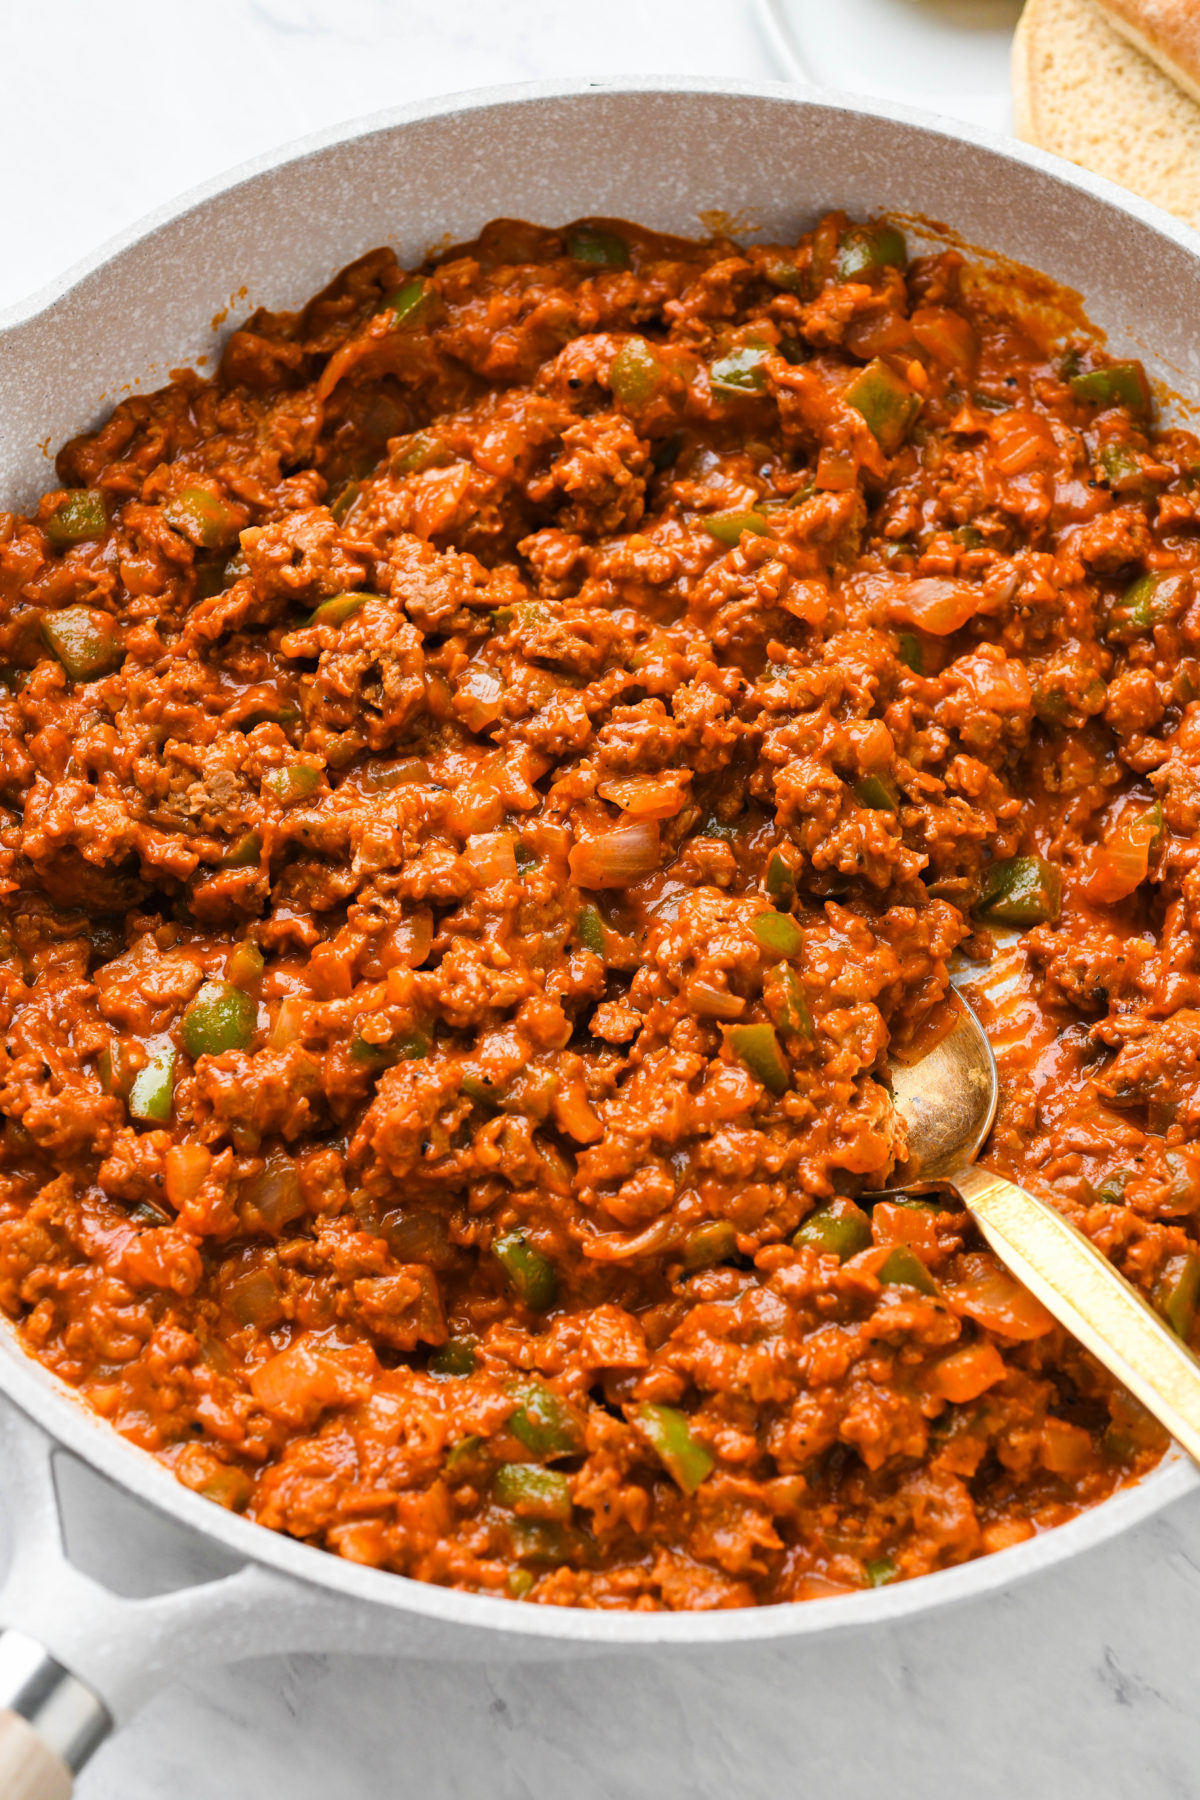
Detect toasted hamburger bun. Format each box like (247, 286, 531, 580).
(1013, 0, 1200, 231)
(1096, 0, 1200, 107)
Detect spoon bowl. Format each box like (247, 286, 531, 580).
(888, 992, 998, 1185)
(882, 992, 1200, 1468)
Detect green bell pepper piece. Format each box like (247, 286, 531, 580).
(974, 856, 1062, 926)
(762, 965, 814, 1042)
(710, 345, 770, 395)
(1099, 442, 1150, 493)
(864, 1554, 898, 1587)
(702, 510, 770, 546)
(577, 903, 606, 954)
(507, 1379, 584, 1457)
(492, 1230, 558, 1311)
(391, 431, 453, 475)
(381, 277, 429, 330)
(330, 481, 361, 524)
(1069, 360, 1152, 418)
(443, 1435, 485, 1476)
(750, 911, 805, 959)
(764, 255, 807, 294)
(128, 1045, 176, 1124)
(220, 830, 262, 870)
(837, 223, 907, 281)
(1158, 1253, 1200, 1340)
(855, 773, 900, 811)
(565, 226, 630, 269)
(44, 490, 107, 548)
(610, 338, 664, 406)
(429, 1336, 478, 1377)
(182, 980, 257, 1059)
(226, 941, 264, 991)
(307, 591, 367, 628)
(508, 1518, 594, 1566)
(349, 1025, 430, 1069)
(682, 1219, 739, 1272)
(41, 607, 124, 682)
(99, 1040, 136, 1099)
(263, 762, 322, 805)
(793, 1198, 872, 1261)
(896, 631, 925, 674)
(727, 1023, 790, 1094)
(764, 850, 797, 907)
(1094, 1169, 1132, 1206)
(164, 486, 238, 550)
(193, 560, 230, 601)
(1105, 571, 1186, 643)
(494, 1463, 573, 1521)
(878, 1244, 939, 1297)
(844, 359, 921, 454)
(629, 1402, 714, 1494)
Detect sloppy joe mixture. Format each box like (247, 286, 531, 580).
(0, 211, 1196, 1610)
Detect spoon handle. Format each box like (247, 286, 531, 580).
(955, 1164, 1200, 1466)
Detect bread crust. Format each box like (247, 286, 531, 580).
(1095, 0, 1200, 106)
(1010, 0, 1200, 232)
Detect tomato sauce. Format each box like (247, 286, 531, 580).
(0, 209, 1192, 1608)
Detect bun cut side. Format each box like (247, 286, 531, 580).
(1013, 0, 1200, 231)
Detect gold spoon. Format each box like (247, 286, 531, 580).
(879, 992, 1200, 1464)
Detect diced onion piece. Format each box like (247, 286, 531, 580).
(990, 411, 1056, 476)
(910, 306, 978, 370)
(240, 1149, 307, 1234)
(228, 1265, 286, 1329)
(568, 821, 660, 889)
(381, 909, 434, 970)
(596, 772, 691, 819)
(945, 1254, 1055, 1339)
(455, 662, 505, 732)
(1085, 800, 1163, 905)
(929, 1341, 1007, 1404)
(250, 1340, 368, 1425)
(269, 994, 309, 1049)
(687, 980, 745, 1020)
(464, 832, 519, 884)
(887, 577, 981, 636)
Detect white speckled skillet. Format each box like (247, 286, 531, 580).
(0, 75, 1198, 1798)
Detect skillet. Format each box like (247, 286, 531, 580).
(1, 75, 1198, 1796)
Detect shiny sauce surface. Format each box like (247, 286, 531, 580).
(0, 210, 1192, 1609)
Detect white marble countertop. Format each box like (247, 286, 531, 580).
(3, 3, 1198, 1793)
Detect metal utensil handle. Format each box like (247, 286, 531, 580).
(957, 1164, 1200, 1463)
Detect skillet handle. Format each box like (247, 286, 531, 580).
(0, 1710, 74, 1800)
(0, 1390, 424, 1776)
(0, 1630, 108, 1792)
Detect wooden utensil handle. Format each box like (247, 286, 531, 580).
(958, 1164, 1200, 1464)
(0, 1709, 72, 1800)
